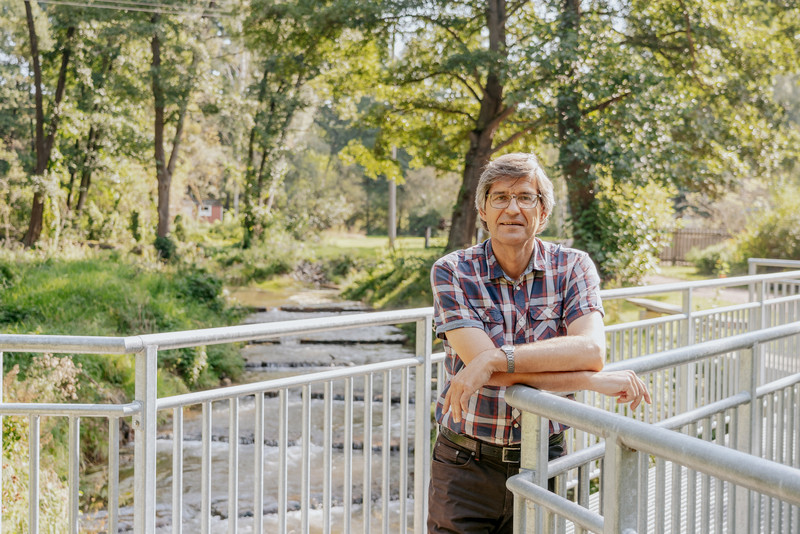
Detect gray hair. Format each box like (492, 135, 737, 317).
(475, 152, 555, 233)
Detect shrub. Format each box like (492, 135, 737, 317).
(734, 186, 800, 262)
(687, 242, 736, 276)
(577, 172, 676, 286)
(154, 235, 177, 261)
(342, 250, 440, 309)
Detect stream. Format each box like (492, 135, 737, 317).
(98, 285, 417, 533)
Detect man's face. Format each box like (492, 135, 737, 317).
(478, 175, 543, 249)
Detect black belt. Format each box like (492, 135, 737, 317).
(438, 426, 521, 463)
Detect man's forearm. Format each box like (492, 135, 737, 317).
(488, 370, 595, 392)
(510, 334, 604, 374)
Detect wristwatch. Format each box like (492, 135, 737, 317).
(500, 344, 515, 373)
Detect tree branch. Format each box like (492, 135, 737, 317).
(491, 115, 551, 153)
(581, 90, 632, 117)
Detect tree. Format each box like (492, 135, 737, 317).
(345, 0, 798, 279)
(21, 2, 75, 247)
(239, 0, 373, 247)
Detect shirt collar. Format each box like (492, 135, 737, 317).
(485, 238, 544, 282)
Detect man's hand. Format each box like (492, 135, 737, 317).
(587, 370, 652, 410)
(442, 348, 504, 423)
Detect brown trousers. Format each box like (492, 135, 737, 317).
(427, 432, 565, 534)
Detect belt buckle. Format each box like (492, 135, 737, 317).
(501, 447, 520, 463)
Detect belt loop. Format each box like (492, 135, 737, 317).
(474, 440, 481, 461)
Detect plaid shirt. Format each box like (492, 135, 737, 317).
(432, 238, 604, 445)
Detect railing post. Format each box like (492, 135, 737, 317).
(748, 259, 757, 303)
(734, 342, 760, 533)
(414, 316, 433, 534)
(134, 345, 158, 534)
(516, 409, 549, 534)
(603, 433, 639, 534)
(0, 350, 3, 534)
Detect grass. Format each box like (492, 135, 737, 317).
(0, 251, 246, 394)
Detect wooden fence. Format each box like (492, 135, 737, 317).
(659, 228, 730, 265)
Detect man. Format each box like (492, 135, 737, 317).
(428, 152, 651, 533)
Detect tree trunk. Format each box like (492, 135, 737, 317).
(556, 0, 595, 254)
(75, 125, 98, 213)
(446, 134, 495, 250)
(151, 18, 192, 240)
(22, 1, 73, 247)
(445, 0, 507, 251)
(151, 16, 171, 238)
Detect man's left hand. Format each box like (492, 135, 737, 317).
(442, 348, 502, 423)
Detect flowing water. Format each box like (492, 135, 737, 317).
(99, 286, 417, 533)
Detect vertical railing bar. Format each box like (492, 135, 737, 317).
(381, 370, 391, 534)
(363, 374, 373, 534)
(794, 384, 800, 531)
(670, 461, 681, 534)
(637, 451, 648, 534)
(776, 389, 785, 531)
(576, 463, 589, 534)
(344, 378, 353, 534)
(301, 385, 311, 534)
(414, 316, 433, 534)
(172, 408, 183, 534)
(134, 346, 158, 534)
(700, 416, 711, 534)
(228, 397, 239, 534)
(279, 389, 289, 534)
(655, 458, 665, 534)
(765, 394, 774, 534)
(0, 351, 3, 534)
(400, 367, 409, 533)
(29, 414, 40, 533)
(254, 392, 264, 534)
(201, 400, 212, 534)
(68, 415, 80, 534)
(714, 412, 724, 534)
(686, 422, 696, 534)
(109, 416, 120, 534)
(323, 381, 332, 534)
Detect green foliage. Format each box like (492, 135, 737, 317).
(734, 184, 800, 262)
(579, 172, 676, 286)
(342, 249, 442, 309)
(687, 242, 736, 276)
(0, 251, 246, 390)
(154, 235, 178, 262)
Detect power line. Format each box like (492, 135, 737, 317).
(35, 0, 235, 17)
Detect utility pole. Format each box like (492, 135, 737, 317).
(388, 27, 398, 250)
(389, 146, 397, 249)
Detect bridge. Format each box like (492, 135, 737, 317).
(1, 258, 800, 533)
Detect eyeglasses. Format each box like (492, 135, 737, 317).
(487, 192, 542, 209)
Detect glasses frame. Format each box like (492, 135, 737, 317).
(486, 192, 542, 210)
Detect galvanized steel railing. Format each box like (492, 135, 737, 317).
(2, 259, 800, 533)
(507, 322, 800, 534)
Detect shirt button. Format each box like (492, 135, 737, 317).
(513, 423, 519, 428)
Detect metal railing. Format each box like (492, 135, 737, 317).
(1, 310, 439, 534)
(506, 322, 800, 533)
(1, 260, 800, 532)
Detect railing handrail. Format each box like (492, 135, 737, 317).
(0, 307, 435, 354)
(603, 321, 800, 375)
(505, 386, 800, 506)
(749, 257, 800, 271)
(0, 402, 141, 417)
(599, 269, 800, 299)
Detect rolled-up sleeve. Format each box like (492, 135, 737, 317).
(562, 251, 604, 326)
(431, 257, 484, 339)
